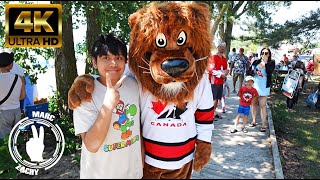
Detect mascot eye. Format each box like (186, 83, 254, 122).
(177, 31, 187, 46)
(155, 33, 167, 48)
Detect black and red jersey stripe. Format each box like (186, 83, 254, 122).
(143, 135, 197, 161)
(195, 105, 214, 124)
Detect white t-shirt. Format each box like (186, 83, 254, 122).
(140, 75, 214, 170)
(0, 73, 22, 110)
(10, 62, 24, 76)
(73, 76, 143, 179)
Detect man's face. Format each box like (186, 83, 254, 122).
(92, 51, 126, 85)
(239, 49, 244, 55)
(218, 46, 225, 53)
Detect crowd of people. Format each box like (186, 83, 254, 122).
(209, 43, 276, 133)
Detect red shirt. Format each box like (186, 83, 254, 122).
(238, 86, 258, 106)
(306, 60, 314, 72)
(208, 54, 227, 85)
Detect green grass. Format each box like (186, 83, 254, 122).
(271, 91, 320, 178)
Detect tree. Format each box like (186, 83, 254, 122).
(76, 1, 150, 74)
(0, 1, 51, 84)
(52, 1, 78, 118)
(245, 8, 320, 48)
(85, 1, 102, 74)
(209, 1, 291, 55)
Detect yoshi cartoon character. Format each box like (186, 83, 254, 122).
(113, 104, 137, 140)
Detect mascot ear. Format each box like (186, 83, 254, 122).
(190, 3, 210, 17)
(128, 12, 139, 30)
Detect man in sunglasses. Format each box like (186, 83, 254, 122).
(230, 48, 250, 93)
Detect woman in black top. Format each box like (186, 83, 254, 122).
(246, 48, 275, 132)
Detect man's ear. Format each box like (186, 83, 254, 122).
(92, 57, 97, 68)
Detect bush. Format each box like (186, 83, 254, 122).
(48, 92, 81, 156)
(0, 135, 21, 179)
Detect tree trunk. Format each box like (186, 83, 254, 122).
(53, 1, 78, 118)
(85, 1, 101, 74)
(210, 4, 228, 50)
(225, 21, 234, 57)
(219, 20, 225, 42)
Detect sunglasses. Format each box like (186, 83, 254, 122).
(261, 52, 269, 55)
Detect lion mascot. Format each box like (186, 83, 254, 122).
(68, 2, 214, 179)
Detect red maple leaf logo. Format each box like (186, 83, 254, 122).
(151, 100, 167, 115)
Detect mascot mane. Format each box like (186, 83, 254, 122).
(128, 2, 212, 108)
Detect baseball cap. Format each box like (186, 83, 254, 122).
(239, 48, 244, 51)
(0, 52, 14, 67)
(245, 76, 254, 82)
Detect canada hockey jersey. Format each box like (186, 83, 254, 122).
(139, 75, 214, 170)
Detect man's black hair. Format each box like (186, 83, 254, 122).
(91, 34, 127, 61)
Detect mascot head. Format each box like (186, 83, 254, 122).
(128, 2, 212, 108)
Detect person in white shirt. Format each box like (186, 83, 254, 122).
(71, 34, 143, 179)
(0, 51, 26, 139)
(228, 47, 237, 68)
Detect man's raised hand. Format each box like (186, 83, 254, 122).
(103, 73, 126, 109)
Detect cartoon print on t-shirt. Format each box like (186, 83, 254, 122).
(242, 92, 253, 102)
(113, 100, 137, 140)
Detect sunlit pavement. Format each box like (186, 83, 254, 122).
(192, 75, 275, 179)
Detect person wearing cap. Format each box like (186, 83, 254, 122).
(0, 51, 26, 139)
(246, 47, 275, 132)
(230, 76, 258, 133)
(230, 47, 250, 93)
(208, 41, 229, 120)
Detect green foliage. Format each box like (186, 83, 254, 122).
(101, 1, 151, 42)
(241, 6, 319, 48)
(48, 92, 81, 156)
(271, 93, 320, 178)
(0, 135, 23, 179)
(230, 39, 258, 54)
(0, 2, 53, 85)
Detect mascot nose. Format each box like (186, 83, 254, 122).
(161, 59, 189, 77)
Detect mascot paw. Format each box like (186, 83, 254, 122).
(193, 139, 212, 172)
(68, 74, 95, 110)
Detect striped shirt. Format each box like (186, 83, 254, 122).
(139, 76, 214, 169)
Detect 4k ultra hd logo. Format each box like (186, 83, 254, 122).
(5, 4, 62, 48)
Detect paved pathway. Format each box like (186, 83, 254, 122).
(192, 76, 275, 179)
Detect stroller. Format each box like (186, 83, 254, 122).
(281, 69, 301, 99)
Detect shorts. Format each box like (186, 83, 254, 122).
(211, 84, 223, 100)
(0, 108, 21, 139)
(233, 73, 244, 82)
(237, 105, 250, 116)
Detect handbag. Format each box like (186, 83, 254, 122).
(305, 90, 319, 108)
(0, 74, 18, 105)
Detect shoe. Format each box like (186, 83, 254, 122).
(260, 127, 266, 132)
(230, 129, 238, 133)
(232, 90, 237, 93)
(241, 127, 248, 133)
(215, 114, 223, 119)
(222, 108, 226, 113)
(248, 122, 256, 127)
